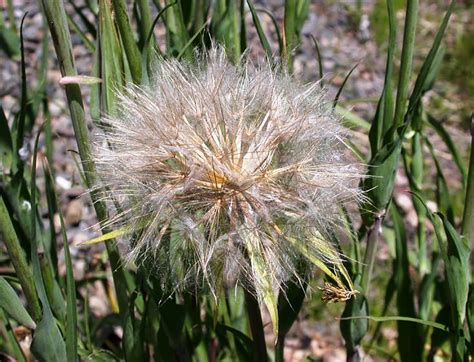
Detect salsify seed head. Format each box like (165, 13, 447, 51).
(94, 47, 362, 310)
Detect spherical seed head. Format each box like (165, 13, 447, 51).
(94, 47, 362, 304)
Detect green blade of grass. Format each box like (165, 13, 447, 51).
(340, 282, 368, 360)
(67, 13, 95, 52)
(0, 105, 13, 171)
(339, 315, 450, 333)
(412, 193, 471, 358)
(29, 126, 67, 362)
(418, 254, 441, 323)
(98, 0, 125, 115)
(140, 1, 177, 84)
(39, 253, 66, 322)
(164, 0, 191, 58)
(12, 14, 29, 175)
(0, 196, 41, 322)
(240, 0, 247, 53)
(30, 17, 48, 121)
(43, 162, 78, 361)
(461, 117, 474, 245)
(143, 1, 177, 54)
(310, 35, 324, 86)
(0, 276, 36, 329)
(69, 1, 97, 38)
(257, 8, 283, 59)
(407, 131, 428, 275)
(275, 264, 308, 362)
(0, 16, 20, 57)
(368, 0, 396, 152)
(135, 0, 153, 49)
(381, 0, 396, 137)
(283, 0, 296, 71)
(0, 309, 27, 362)
(392, 0, 419, 128)
(333, 63, 358, 109)
(211, 0, 241, 63)
(246, 0, 273, 63)
(391, 204, 423, 360)
(406, 0, 455, 117)
(111, 0, 142, 83)
(427, 113, 467, 184)
(437, 213, 470, 359)
(176, 20, 208, 60)
(425, 137, 454, 222)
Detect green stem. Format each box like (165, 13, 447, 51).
(361, 214, 383, 293)
(462, 117, 474, 244)
(275, 334, 285, 362)
(136, 0, 152, 48)
(393, 0, 419, 129)
(39, 0, 129, 314)
(283, 0, 296, 73)
(0, 196, 41, 322)
(244, 289, 268, 362)
(111, 0, 142, 83)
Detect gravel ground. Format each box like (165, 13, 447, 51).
(1, 1, 472, 361)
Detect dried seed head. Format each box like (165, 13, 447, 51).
(94, 47, 363, 308)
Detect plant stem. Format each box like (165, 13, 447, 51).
(461, 116, 474, 246)
(393, 0, 419, 129)
(284, 0, 296, 73)
(275, 334, 285, 362)
(39, 0, 129, 313)
(244, 289, 268, 362)
(111, 0, 142, 83)
(361, 213, 384, 293)
(0, 196, 41, 322)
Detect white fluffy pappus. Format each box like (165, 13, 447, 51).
(93, 47, 363, 309)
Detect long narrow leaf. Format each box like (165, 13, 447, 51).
(29, 127, 67, 361)
(246, 0, 273, 62)
(44, 163, 78, 361)
(0, 277, 36, 329)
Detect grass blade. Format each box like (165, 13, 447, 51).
(0, 105, 13, 171)
(333, 63, 358, 109)
(391, 204, 423, 360)
(0, 276, 36, 329)
(111, 0, 142, 83)
(368, 0, 396, 152)
(135, 0, 153, 49)
(339, 315, 449, 332)
(406, 0, 455, 117)
(283, 0, 296, 71)
(310, 35, 323, 85)
(246, 0, 273, 63)
(29, 126, 67, 361)
(275, 265, 308, 362)
(98, 0, 125, 114)
(176, 20, 208, 60)
(44, 162, 78, 361)
(461, 117, 474, 244)
(427, 113, 467, 183)
(257, 8, 283, 59)
(0, 309, 27, 362)
(393, 0, 419, 128)
(0, 196, 41, 322)
(164, 0, 191, 58)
